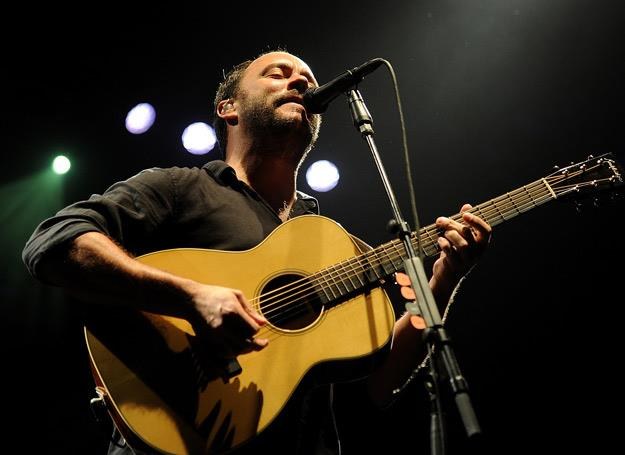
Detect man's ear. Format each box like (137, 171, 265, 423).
(217, 99, 238, 125)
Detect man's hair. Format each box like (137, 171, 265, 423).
(213, 48, 293, 155)
(213, 59, 253, 154)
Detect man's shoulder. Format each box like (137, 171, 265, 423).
(135, 165, 205, 177)
(124, 165, 210, 185)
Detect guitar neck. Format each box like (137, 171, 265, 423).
(411, 177, 556, 258)
(319, 149, 623, 301)
(317, 178, 555, 301)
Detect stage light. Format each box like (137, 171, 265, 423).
(305, 160, 340, 192)
(125, 102, 156, 134)
(182, 122, 216, 155)
(52, 155, 71, 175)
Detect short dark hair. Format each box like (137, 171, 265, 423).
(213, 59, 253, 154)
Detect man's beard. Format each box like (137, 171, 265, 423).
(238, 90, 321, 159)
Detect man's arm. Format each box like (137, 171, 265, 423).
(367, 205, 492, 406)
(38, 231, 268, 358)
(24, 167, 268, 358)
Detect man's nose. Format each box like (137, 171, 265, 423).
(287, 73, 309, 93)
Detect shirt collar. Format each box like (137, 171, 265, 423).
(203, 160, 320, 215)
(202, 160, 238, 185)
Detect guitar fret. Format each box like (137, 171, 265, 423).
(342, 260, 360, 291)
(521, 185, 539, 212)
(473, 206, 488, 224)
(365, 250, 383, 282)
(378, 245, 400, 277)
(356, 253, 376, 285)
(387, 242, 398, 270)
(424, 229, 439, 255)
(528, 181, 554, 208)
(412, 229, 439, 259)
(489, 199, 507, 224)
(315, 275, 332, 304)
(328, 265, 344, 297)
(332, 265, 350, 295)
(504, 191, 521, 218)
(390, 241, 406, 270)
(349, 258, 367, 288)
(379, 248, 395, 276)
(354, 264, 370, 287)
(321, 267, 339, 301)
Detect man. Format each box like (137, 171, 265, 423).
(22, 51, 491, 454)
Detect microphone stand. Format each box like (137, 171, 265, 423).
(346, 89, 481, 454)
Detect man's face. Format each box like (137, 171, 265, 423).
(235, 52, 322, 151)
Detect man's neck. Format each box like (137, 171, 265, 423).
(226, 148, 299, 220)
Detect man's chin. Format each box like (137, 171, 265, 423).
(273, 109, 311, 130)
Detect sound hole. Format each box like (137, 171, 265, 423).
(259, 273, 324, 330)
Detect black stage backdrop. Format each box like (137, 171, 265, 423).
(3, 1, 623, 453)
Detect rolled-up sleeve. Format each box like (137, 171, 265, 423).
(22, 168, 176, 280)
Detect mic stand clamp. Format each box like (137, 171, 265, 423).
(347, 89, 481, 454)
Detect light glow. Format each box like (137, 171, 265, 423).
(305, 160, 340, 192)
(125, 103, 156, 134)
(52, 156, 71, 175)
(182, 122, 217, 155)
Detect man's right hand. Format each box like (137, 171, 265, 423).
(188, 284, 269, 358)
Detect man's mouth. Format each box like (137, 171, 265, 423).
(277, 96, 304, 107)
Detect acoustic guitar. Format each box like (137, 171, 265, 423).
(85, 154, 622, 454)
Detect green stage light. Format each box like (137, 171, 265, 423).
(52, 155, 71, 175)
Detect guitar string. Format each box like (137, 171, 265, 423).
(252, 174, 568, 315)
(262, 159, 610, 323)
(250, 169, 607, 337)
(253, 174, 611, 339)
(253, 178, 552, 312)
(253, 189, 555, 339)
(252, 183, 562, 338)
(253, 176, 583, 331)
(253, 165, 602, 312)
(255, 172, 606, 329)
(254, 184, 608, 340)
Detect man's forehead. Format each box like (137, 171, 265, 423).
(246, 52, 315, 79)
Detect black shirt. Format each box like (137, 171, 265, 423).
(23, 160, 319, 279)
(22, 161, 342, 454)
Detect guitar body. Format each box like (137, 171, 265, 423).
(85, 215, 396, 454)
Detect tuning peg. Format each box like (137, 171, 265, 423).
(587, 154, 594, 160)
(553, 165, 560, 171)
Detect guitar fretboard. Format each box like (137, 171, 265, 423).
(304, 153, 622, 305)
(314, 178, 554, 302)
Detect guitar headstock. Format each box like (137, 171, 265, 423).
(546, 154, 623, 203)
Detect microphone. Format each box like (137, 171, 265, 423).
(303, 58, 384, 114)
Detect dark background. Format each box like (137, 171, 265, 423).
(2, 1, 623, 453)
